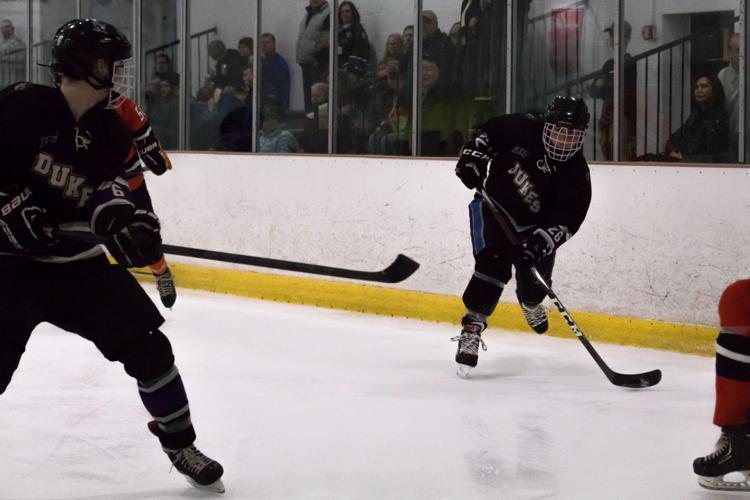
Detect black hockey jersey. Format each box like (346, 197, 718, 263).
(478, 113, 591, 241)
(0, 82, 132, 262)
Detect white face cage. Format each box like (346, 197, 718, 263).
(106, 57, 135, 109)
(542, 122, 586, 162)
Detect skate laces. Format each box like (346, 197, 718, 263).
(156, 271, 175, 296)
(706, 433, 732, 462)
(451, 326, 487, 355)
(521, 302, 547, 327)
(167, 445, 214, 476)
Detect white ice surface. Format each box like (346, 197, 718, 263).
(0, 288, 733, 500)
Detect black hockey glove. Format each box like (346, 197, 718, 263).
(135, 131, 172, 175)
(518, 230, 555, 268)
(455, 133, 492, 189)
(106, 210, 162, 268)
(0, 187, 58, 252)
(88, 177, 135, 236)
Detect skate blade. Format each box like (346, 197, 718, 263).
(187, 477, 226, 494)
(456, 364, 473, 379)
(697, 471, 750, 491)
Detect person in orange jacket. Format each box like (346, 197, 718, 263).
(115, 95, 177, 307)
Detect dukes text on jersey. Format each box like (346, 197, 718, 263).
(32, 152, 95, 208)
(507, 162, 541, 213)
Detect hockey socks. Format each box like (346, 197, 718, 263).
(138, 364, 195, 449)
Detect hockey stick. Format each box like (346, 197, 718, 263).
(53, 230, 420, 284)
(476, 189, 661, 388)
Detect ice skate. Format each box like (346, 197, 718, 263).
(520, 301, 548, 334)
(155, 269, 177, 308)
(451, 317, 487, 378)
(149, 421, 225, 493)
(694, 427, 750, 491)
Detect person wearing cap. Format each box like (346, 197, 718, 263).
(589, 20, 637, 161)
(693, 279, 750, 491)
(421, 9, 456, 91)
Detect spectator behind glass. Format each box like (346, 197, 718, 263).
(296, 0, 331, 113)
(421, 11, 455, 91)
(665, 73, 730, 163)
(150, 53, 180, 92)
(0, 19, 26, 86)
(402, 25, 414, 50)
(218, 67, 254, 152)
(718, 32, 740, 157)
(238, 37, 254, 71)
(149, 80, 179, 149)
(337, 1, 370, 71)
(377, 33, 404, 80)
(590, 21, 637, 161)
(259, 106, 299, 153)
(449, 22, 464, 48)
(304, 81, 329, 153)
(208, 39, 245, 90)
(421, 56, 465, 156)
(260, 33, 291, 114)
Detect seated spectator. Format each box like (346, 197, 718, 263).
(190, 85, 218, 150)
(150, 53, 180, 92)
(259, 106, 299, 153)
(421, 56, 470, 156)
(718, 32, 740, 158)
(218, 67, 254, 152)
(238, 36, 254, 71)
(402, 24, 414, 50)
(0, 18, 26, 86)
(449, 22, 464, 48)
(304, 82, 329, 153)
(665, 73, 730, 163)
(260, 32, 291, 114)
(338, 1, 370, 70)
(149, 80, 179, 149)
(208, 39, 245, 90)
(368, 102, 411, 156)
(377, 33, 404, 80)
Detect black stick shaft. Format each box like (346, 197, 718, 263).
(53, 230, 419, 283)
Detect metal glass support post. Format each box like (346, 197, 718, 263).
(411, 0, 422, 156)
(505, 0, 513, 114)
(75, 0, 81, 19)
(739, 1, 746, 163)
(328, 0, 338, 154)
(252, 0, 261, 153)
(133, 0, 142, 107)
(25, 0, 31, 82)
(179, 0, 189, 150)
(613, 0, 622, 162)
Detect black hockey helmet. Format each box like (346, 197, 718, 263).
(542, 96, 590, 161)
(51, 19, 134, 108)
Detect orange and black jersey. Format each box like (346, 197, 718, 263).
(115, 96, 171, 190)
(476, 113, 591, 241)
(0, 82, 131, 260)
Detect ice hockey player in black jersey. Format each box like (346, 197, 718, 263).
(452, 96, 592, 377)
(0, 19, 224, 493)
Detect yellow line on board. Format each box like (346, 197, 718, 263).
(134, 263, 717, 357)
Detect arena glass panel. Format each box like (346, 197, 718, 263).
(30, 0, 76, 86)
(511, 0, 615, 162)
(186, 0, 255, 153)
(140, 0, 181, 150)
(0, 1, 29, 90)
(625, 1, 741, 164)
(330, 0, 415, 156)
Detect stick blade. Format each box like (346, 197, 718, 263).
(379, 254, 420, 283)
(610, 369, 662, 389)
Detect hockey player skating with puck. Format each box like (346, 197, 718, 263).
(0, 19, 224, 493)
(115, 95, 177, 308)
(694, 279, 750, 491)
(452, 96, 592, 378)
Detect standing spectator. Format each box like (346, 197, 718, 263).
(0, 19, 26, 86)
(296, 0, 331, 113)
(260, 33, 291, 114)
(718, 32, 740, 159)
(337, 1, 370, 70)
(449, 22, 464, 48)
(208, 39, 244, 90)
(402, 25, 414, 50)
(421, 10, 455, 91)
(237, 36, 254, 71)
(304, 81, 329, 153)
(259, 106, 299, 153)
(589, 21, 637, 161)
(218, 67, 254, 152)
(665, 73, 729, 163)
